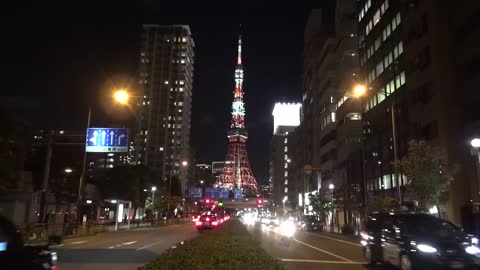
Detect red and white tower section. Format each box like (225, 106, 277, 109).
(220, 34, 259, 195)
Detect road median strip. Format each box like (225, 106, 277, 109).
(139, 220, 285, 270)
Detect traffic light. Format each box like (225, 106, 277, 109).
(218, 201, 224, 207)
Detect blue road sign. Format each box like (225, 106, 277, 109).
(188, 187, 202, 198)
(220, 189, 229, 199)
(234, 188, 243, 199)
(86, 128, 129, 153)
(205, 188, 214, 198)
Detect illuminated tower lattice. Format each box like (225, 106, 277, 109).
(220, 34, 259, 195)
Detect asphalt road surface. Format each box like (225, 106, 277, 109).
(246, 222, 394, 270)
(53, 223, 198, 270)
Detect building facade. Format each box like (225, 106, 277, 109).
(270, 103, 302, 208)
(134, 25, 194, 196)
(358, 0, 480, 225)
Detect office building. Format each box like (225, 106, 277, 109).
(358, 0, 480, 225)
(270, 102, 301, 208)
(134, 25, 194, 196)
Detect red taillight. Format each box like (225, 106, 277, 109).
(212, 221, 218, 226)
(360, 230, 369, 240)
(195, 221, 202, 226)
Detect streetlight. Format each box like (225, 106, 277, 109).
(351, 84, 401, 205)
(167, 160, 189, 218)
(471, 139, 480, 201)
(64, 168, 73, 173)
(151, 186, 157, 220)
(199, 180, 204, 185)
(329, 184, 335, 230)
(113, 89, 129, 105)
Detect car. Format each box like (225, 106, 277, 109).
(361, 212, 480, 270)
(299, 215, 323, 231)
(191, 215, 201, 223)
(0, 215, 59, 270)
(195, 215, 220, 232)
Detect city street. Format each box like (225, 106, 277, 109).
(53, 223, 198, 270)
(246, 222, 388, 270)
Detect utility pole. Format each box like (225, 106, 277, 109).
(40, 131, 54, 223)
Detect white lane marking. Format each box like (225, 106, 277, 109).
(266, 227, 352, 262)
(280, 258, 365, 264)
(108, 240, 138, 249)
(69, 240, 88, 245)
(292, 238, 353, 262)
(136, 240, 163, 250)
(304, 232, 362, 247)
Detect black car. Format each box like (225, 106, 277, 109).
(195, 215, 220, 232)
(361, 212, 480, 270)
(299, 215, 323, 232)
(0, 215, 59, 270)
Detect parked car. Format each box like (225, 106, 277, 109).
(361, 212, 480, 270)
(0, 215, 59, 269)
(195, 215, 220, 232)
(299, 215, 324, 232)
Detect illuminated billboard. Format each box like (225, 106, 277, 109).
(272, 103, 302, 134)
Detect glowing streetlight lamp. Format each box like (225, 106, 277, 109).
(352, 84, 367, 98)
(113, 89, 129, 105)
(181, 160, 188, 167)
(471, 138, 480, 148)
(328, 184, 335, 190)
(64, 168, 73, 173)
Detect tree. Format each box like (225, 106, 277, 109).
(367, 197, 399, 213)
(92, 165, 154, 222)
(394, 140, 456, 214)
(332, 184, 361, 224)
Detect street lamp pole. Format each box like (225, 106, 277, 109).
(77, 106, 91, 223)
(151, 186, 157, 220)
(353, 85, 401, 205)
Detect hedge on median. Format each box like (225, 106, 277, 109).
(139, 220, 285, 270)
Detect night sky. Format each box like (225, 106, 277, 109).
(1, 3, 334, 184)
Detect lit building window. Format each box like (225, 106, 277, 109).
(284, 163, 288, 168)
(284, 187, 288, 193)
(179, 88, 184, 92)
(284, 171, 288, 177)
(160, 147, 164, 151)
(179, 80, 185, 85)
(284, 138, 288, 143)
(182, 37, 187, 42)
(284, 180, 288, 185)
(180, 59, 185, 64)
(164, 80, 169, 85)
(284, 146, 288, 152)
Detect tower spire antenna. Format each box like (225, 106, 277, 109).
(219, 29, 259, 195)
(237, 33, 242, 65)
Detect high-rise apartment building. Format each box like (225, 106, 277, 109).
(134, 25, 194, 196)
(358, 0, 480, 225)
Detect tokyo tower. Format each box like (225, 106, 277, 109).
(220, 33, 259, 195)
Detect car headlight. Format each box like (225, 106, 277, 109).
(473, 237, 479, 245)
(466, 246, 480, 255)
(51, 251, 58, 262)
(417, 244, 437, 253)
